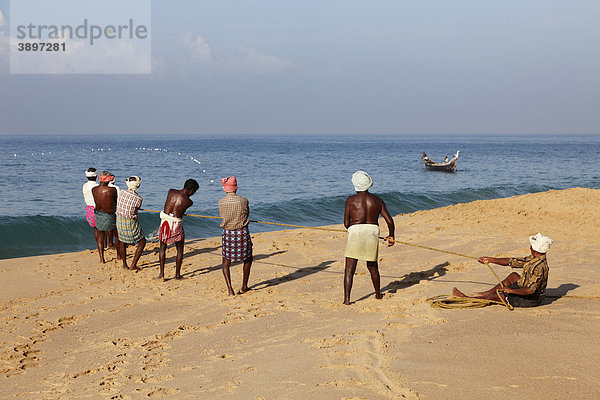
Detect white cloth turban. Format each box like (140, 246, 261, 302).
(85, 170, 97, 178)
(529, 233, 552, 254)
(126, 176, 142, 191)
(352, 171, 373, 192)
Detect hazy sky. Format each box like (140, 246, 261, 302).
(1, 0, 599, 135)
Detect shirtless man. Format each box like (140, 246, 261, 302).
(92, 171, 121, 263)
(158, 179, 199, 281)
(343, 171, 395, 305)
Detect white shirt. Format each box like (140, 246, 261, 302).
(108, 182, 121, 197)
(83, 181, 99, 206)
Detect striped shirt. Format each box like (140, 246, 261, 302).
(510, 254, 549, 296)
(218, 192, 250, 230)
(116, 190, 143, 219)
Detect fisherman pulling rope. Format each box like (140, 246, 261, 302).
(137, 206, 600, 308)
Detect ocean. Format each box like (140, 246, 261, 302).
(1, 134, 599, 259)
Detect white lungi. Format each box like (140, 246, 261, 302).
(345, 224, 380, 262)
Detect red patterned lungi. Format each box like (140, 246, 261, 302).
(85, 205, 96, 228)
(159, 212, 184, 244)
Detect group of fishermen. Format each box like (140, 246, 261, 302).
(83, 169, 553, 307)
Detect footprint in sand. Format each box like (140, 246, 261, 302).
(147, 387, 181, 397)
(315, 331, 419, 399)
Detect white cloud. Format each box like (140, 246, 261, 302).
(224, 47, 292, 74)
(182, 32, 212, 63)
(180, 33, 292, 75)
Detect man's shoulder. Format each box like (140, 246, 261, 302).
(366, 191, 382, 200)
(167, 188, 183, 198)
(346, 193, 360, 201)
(123, 190, 141, 199)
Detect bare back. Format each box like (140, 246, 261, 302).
(163, 189, 193, 218)
(344, 191, 395, 236)
(92, 184, 118, 213)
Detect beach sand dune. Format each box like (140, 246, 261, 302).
(1, 188, 599, 399)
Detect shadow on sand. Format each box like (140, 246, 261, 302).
(352, 261, 450, 303)
(250, 260, 336, 290)
(180, 250, 289, 279)
(542, 283, 581, 305)
(381, 261, 449, 294)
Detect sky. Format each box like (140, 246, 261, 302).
(0, 0, 599, 135)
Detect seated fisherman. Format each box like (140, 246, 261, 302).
(453, 233, 553, 307)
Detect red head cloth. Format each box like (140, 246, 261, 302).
(99, 174, 115, 182)
(221, 176, 238, 192)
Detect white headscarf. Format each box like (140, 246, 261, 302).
(529, 233, 553, 254)
(85, 169, 97, 178)
(126, 176, 141, 191)
(352, 171, 373, 192)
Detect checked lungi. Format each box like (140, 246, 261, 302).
(222, 226, 253, 261)
(95, 210, 116, 231)
(116, 216, 145, 244)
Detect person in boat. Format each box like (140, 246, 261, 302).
(421, 152, 430, 161)
(218, 176, 253, 296)
(452, 233, 552, 307)
(158, 179, 199, 281)
(343, 171, 395, 305)
(444, 156, 448, 162)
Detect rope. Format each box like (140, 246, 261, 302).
(141, 208, 221, 220)
(141, 207, 504, 281)
(426, 295, 510, 309)
(140, 209, 598, 308)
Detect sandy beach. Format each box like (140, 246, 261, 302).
(1, 188, 599, 399)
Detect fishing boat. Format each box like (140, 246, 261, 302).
(420, 151, 460, 172)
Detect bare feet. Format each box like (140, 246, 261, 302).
(452, 287, 467, 297)
(129, 266, 140, 272)
(237, 287, 250, 295)
(375, 293, 383, 300)
(157, 274, 165, 281)
(174, 275, 184, 280)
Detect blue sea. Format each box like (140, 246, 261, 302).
(1, 134, 599, 259)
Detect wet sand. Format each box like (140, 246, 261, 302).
(1, 188, 599, 399)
